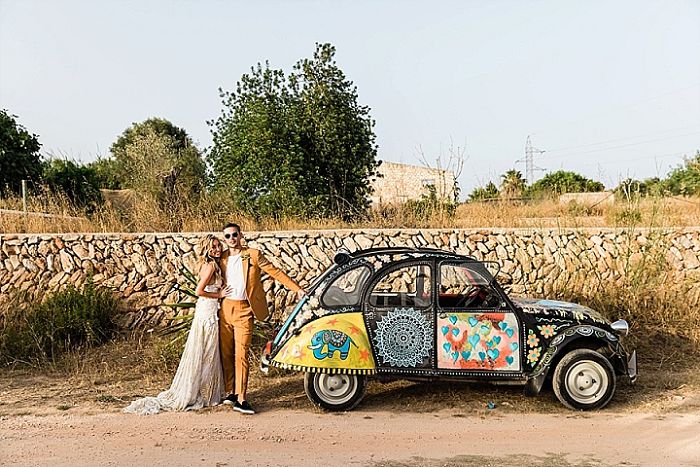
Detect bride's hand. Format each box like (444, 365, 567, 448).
(218, 285, 234, 298)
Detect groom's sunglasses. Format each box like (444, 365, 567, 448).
(224, 232, 239, 239)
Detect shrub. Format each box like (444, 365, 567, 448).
(403, 185, 457, 221)
(0, 277, 119, 366)
(43, 158, 104, 212)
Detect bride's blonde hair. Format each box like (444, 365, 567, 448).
(196, 234, 223, 284)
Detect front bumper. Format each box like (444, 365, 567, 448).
(259, 341, 273, 375)
(626, 350, 637, 383)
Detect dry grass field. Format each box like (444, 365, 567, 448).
(2, 190, 700, 233)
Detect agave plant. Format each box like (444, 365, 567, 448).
(163, 266, 199, 344)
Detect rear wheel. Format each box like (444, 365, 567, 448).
(553, 348, 616, 410)
(304, 372, 367, 411)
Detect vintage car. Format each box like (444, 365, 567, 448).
(261, 247, 637, 411)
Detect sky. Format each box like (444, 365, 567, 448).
(1, 0, 699, 196)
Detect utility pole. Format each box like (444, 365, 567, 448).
(516, 135, 546, 183)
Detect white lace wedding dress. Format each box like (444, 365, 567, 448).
(123, 280, 225, 415)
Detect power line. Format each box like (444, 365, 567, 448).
(544, 125, 700, 153)
(540, 131, 700, 161)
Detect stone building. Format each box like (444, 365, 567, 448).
(370, 161, 457, 205)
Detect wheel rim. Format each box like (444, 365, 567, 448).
(564, 360, 609, 405)
(314, 374, 357, 405)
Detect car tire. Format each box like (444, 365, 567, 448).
(304, 372, 367, 411)
(553, 348, 616, 410)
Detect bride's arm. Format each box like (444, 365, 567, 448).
(195, 263, 225, 299)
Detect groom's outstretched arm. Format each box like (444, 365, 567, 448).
(256, 250, 303, 293)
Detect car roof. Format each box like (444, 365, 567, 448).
(347, 246, 478, 262)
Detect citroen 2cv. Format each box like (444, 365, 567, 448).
(261, 247, 637, 411)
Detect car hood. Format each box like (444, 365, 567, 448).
(511, 297, 610, 326)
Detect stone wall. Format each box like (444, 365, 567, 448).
(1, 228, 699, 327)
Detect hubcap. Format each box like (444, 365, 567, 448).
(565, 360, 609, 404)
(314, 374, 357, 405)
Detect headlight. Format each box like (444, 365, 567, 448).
(611, 319, 629, 336)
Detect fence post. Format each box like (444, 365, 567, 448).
(22, 179, 28, 213)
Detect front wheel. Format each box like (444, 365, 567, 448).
(304, 372, 367, 411)
(553, 348, 616, 410)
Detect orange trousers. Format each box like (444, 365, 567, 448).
(219, 299, 254, 396)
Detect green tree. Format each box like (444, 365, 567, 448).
(526, 170, 604, 197)
(615, 177, 664, 198)
(468, 181, 499, 201)
(290, 43, 380, 217)
(0, 110, 43, 194)
(210, 63, 306, 216)
(499, 169, 527, 200)
(663, 151, 700, 196)
(88, 157, 122, 190)
(110, 118, 206, 201)
(42, 159, 104, 212)
(209, 43, 380, 219)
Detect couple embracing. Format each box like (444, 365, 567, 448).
(124, 223, 305, 416)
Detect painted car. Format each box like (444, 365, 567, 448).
(261, 247, 637, 411)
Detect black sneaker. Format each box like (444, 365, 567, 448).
(222, 393, 237, 406)
(233, 400, 255, 414)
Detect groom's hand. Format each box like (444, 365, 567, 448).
(297, 289, 307, 300)
(219, 285, 234, 298)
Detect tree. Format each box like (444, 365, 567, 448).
(110, 118, 206, 202)
(43, 158, 104, 211)
(290, 43, 380, 217)
(88, 157, 122, 190)
(615, 177, 664, 198)
(209, 43, 380, 219)
(468, 181, 499, 201)
(499, 170, 527, 200)
(663, 151, 700, 196)
(526, 170, 604, 197)
(0, 110, 43, 194)
(210, 63, 307, 216)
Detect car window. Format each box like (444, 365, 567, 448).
(369, 264, 431, 308)
(321, 265, 372, 307)
(439, 263, 501, 309)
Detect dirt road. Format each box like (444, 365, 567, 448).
(2, 407, 699, 467)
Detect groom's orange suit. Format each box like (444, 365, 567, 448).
(219, 247, 302, 396)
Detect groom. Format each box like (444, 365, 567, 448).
(219, 222, 305, 414)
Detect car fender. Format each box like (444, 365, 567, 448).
(525, 325, 619, 395)
(270, 313, 376, 375)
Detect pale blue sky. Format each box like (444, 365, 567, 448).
(1, 0, 699, 195)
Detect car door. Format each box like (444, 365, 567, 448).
(363, 260, 434, 373)
(436, 261, 522, 374)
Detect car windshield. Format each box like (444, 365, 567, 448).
(322, 265, 372, 307)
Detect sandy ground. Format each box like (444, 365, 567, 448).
(2, 336, 699, 467)
(1, 406, 700, 467)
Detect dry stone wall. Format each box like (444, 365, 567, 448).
(1, 228, 699, 328)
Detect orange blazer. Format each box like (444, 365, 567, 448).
(220, 247, 301, 321)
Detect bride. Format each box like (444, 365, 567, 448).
(124, 234, 232, 415)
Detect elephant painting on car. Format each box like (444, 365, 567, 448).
(308, 330, 357, 360)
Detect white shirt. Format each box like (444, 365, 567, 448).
(225, 253, 247, 300)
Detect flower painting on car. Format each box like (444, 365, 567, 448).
(437, 313, 520, 371)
